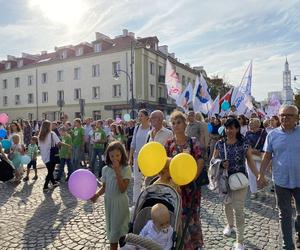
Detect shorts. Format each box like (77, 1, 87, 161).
(27, 160, 37, 170)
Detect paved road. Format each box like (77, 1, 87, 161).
(0, 167, 283, 249)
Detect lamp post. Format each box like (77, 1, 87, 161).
(113, 40, 135, 119)
(113, 69, 135, 119)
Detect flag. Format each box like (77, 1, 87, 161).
(239, 60, 252, 96)
(193, 74, 212, 114)
(208, 94, 220, 117)
(266, 94, 281, 116)
(176, 82, 193, 113)
(231, 87, 254, 115)
(165, 59, 181, 100)
(219, 88, 233, 106)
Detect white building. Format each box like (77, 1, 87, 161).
(282, 58, 294, 104)
(0, 29, 202, 121)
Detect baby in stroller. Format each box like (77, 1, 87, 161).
(121, 184, 181, 250)
(140, 203, 173, 249)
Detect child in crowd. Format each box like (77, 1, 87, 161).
(140, 203, 173, 250)
(23, 136, 39, 181)
(9, 134, 24, 182)
(71, 118, 84, 170)
(56, 126, 73, 182)
(91, 141, 131, 250)
(154, 158, 180, 193)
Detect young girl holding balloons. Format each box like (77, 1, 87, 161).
(91, 141, 131, 250)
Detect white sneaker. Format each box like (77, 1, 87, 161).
(234, 242, 245, 250)
(223, 225, 234, 236)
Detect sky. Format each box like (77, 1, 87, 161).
(0, 0, 300, 101)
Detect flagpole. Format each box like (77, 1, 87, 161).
(231, 60, 252, 103)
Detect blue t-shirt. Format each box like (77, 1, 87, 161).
(263, 126, 300, 189)
(215, 139, 249, 176)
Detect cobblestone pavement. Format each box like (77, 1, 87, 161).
(0, 166, 284, 250)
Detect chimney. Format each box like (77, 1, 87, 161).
(169, 52, 175, 58)
(123, 29, 128, 36)
(158, 45, 168, 55)
(128, 32, 135, 38)
(7, 55, 16, 61)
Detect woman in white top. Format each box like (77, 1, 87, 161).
(38, 120, 69, 191)
(129, 109, 151, 205)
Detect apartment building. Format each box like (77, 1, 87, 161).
(0, 29, 203, 121)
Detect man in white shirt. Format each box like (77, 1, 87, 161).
(148, 110, 173, 145)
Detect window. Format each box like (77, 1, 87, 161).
(42, 92, 48, 103)
(158, 86, 163, 98)
(112, 84, 121, 97)
(187, 77, 191, 84)
(41, 73, 47, 83)
(112, 61, 120, 75)
(17, 60, 23, 68)
(15, 95, 20, 105)
(158, 65, 164, 75)
(94, 43, 102, 52)
(182, 75, 186, 85)
(28, 75, 33, 86)
(74, 67, 81, 80)
(28, 93, 34, 104)
(92, 64, 100, 77)
(57, 70, 64, 82)
(193, 79, 195, 86)
(150, 84, 155, 97)
(15, 77, 20, 88)
(76, 47, 83, 56)
(57, 90, 64, 101)
(3, 96, 8, 106)
(74, 88, 81, 100)
(60, 50, 67, 59)
(92, 110, 101, 120)
(5, 62, 11, 70)
(92, 86, 100, 99)
(150, 62, 155, 75)
(74, 112, 81, 118)
(3, 79, 7, 89)
(28, 113, 33, 121)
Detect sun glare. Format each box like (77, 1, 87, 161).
(29, 0, 88, 27)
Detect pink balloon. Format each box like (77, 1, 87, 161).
(0, 113, 9, 124)
(116, 117, 122, 124)
(68, 169, 97, 200)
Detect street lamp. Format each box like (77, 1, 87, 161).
(113, 69, 135, 119)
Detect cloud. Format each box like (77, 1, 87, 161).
(0, 0, 300, 101)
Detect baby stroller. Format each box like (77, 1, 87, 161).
(124, 184, 182, 250)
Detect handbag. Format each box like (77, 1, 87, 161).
(189, 138, 209, 187)
(251, 129, 264, 162)
(50, 132, 60, 164)
(223, 142, 248, 191)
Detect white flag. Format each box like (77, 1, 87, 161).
(193, 74, 212, 114)
(176, 82, 193, 113)
(231, 87, 253, 115)
(266, 94, 281, 116)
(208, 94, 220, 117)
(165, 59, 181, 100)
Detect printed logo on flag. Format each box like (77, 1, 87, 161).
(196, 84, 209, 103)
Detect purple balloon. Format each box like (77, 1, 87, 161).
(68, 169, 97, 200)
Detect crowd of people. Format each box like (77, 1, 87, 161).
(0, 104, 299, 250)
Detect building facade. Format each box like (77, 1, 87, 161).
(0, 30, 202, 121)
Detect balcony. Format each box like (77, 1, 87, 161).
(158, 75, 165, 83)
(158, 97, 167, 104)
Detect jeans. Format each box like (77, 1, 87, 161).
(275, 185, 300, 249)
(44, 161, 56, 189)
(57, 158, 73, 180)
(72, 146, 83, 170)
(90, 148, 104, 176)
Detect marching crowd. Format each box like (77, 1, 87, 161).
(0, 104, 300, 250)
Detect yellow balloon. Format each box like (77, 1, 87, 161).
(170, 153, 197, 186)
(137, 142, 167, 177)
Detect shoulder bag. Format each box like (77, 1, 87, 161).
(223, 141, 248, 191)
